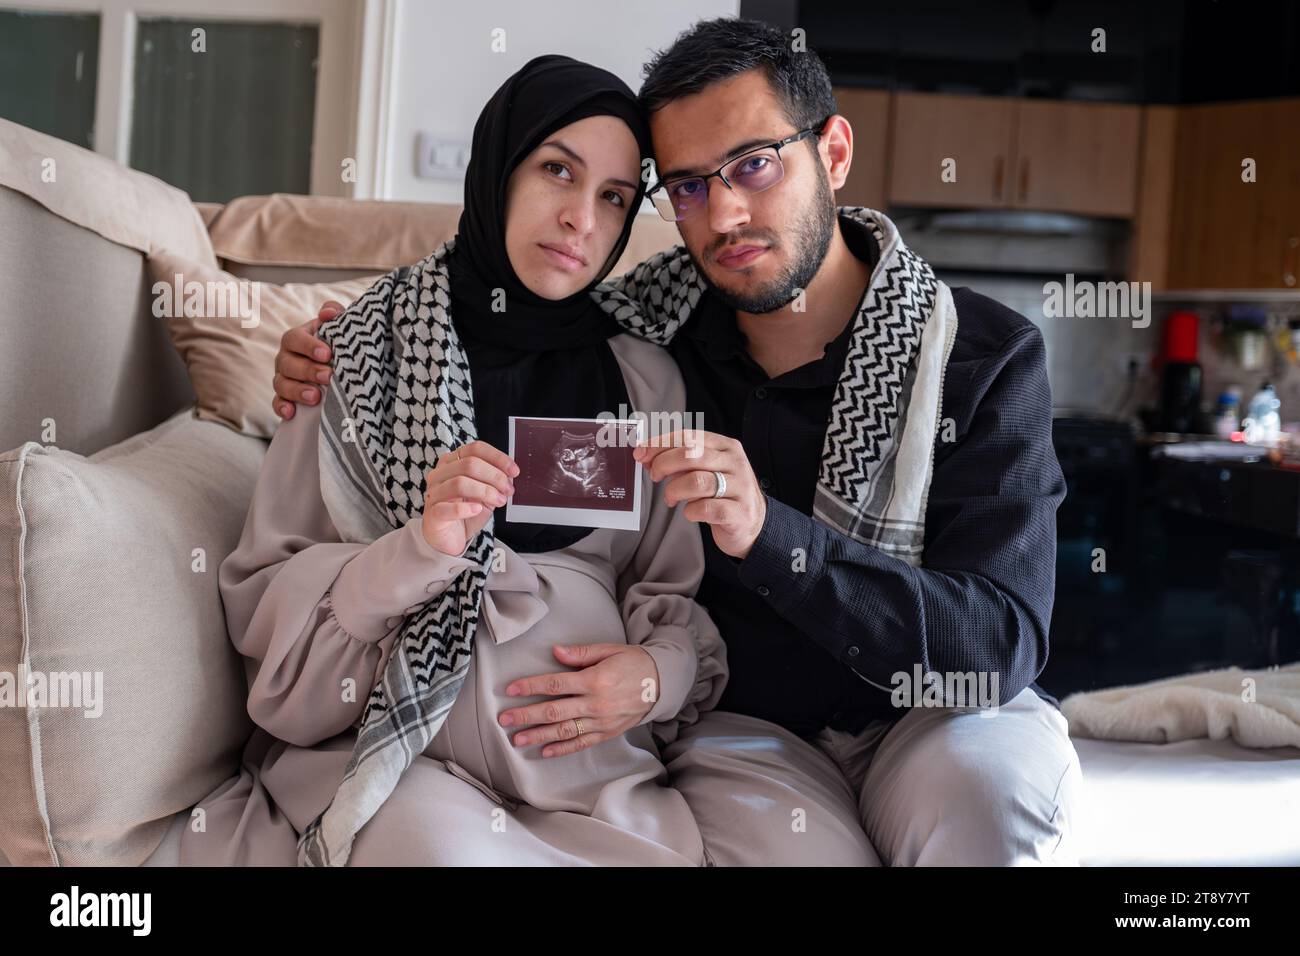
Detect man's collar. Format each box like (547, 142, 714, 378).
(839, 210, 882, 273)
(682, 286, 746, 361)
(681, 210, 880, 380)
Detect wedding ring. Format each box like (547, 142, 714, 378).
(573, 718, 585, 737)
(455, 448, 463, 462)
(712, 470, 727, 499)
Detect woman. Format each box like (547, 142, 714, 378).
(180, 56, 726, 867)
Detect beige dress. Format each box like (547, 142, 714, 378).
(180, 333, 727, 866)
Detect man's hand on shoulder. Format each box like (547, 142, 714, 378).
(271, 300, 345, 421)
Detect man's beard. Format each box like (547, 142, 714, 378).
(691, 166, 837, 314)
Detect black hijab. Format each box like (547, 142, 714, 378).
(446, 55, 653, 553)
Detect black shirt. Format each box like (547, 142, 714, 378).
(666, 214, 1065, 739)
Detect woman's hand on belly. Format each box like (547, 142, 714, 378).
(497, 644, 660, 757)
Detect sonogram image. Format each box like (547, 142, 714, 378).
(511, 418, 638, 513)
(544, 429, 610, 495)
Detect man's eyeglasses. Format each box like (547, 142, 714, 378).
(648, 119, 828, 223)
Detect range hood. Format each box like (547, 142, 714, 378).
(889, 208, 1130, 277)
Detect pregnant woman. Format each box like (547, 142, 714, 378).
(180, 55, 726, 867)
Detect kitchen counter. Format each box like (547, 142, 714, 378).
(1144, 441, 1300, 539)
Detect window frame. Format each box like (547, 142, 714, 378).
(7, 0, 390, 198)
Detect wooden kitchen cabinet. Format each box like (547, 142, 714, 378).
(1013, 100, 1141, 217)
(887, 91, 1142, 218)
(832, 87, 891, 210)
(1167, 98, 1300, 289)
(864, 87, 1300, 289)
(888, 92, 1017, 208)
(1129, 106, 1179, 288)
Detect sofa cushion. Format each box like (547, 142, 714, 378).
(0, 116, 215, 267)
(1074, 736, 1300, 865)
(207, 193, 462, 272)
(0, 186, 198, 457)
(204, 192, 684, 282)
(147, 249, 380, 439)
(0, 407, 262, 866)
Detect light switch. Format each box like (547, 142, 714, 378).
(416, 132, 471, 180)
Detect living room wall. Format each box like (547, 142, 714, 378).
(382, 0, 739, 204)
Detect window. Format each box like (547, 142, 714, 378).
(0, 9, 100, 148)
(129, 18, 319, 202)
(4, 0, 367, 198)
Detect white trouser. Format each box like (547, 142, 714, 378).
(661, 686, 1083, 866)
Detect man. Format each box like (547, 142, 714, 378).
(271, 18, 1082, 865)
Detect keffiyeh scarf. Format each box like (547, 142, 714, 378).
(602, 206, 959, 562)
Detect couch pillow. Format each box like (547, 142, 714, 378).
(0, 407, 262, 865)
(202, 193, 683, 280)
(147, 249, 380, 439)
(206, 192, 461, 272)
(0, 116, 216, 268)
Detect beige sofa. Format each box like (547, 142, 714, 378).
(2, 116, 1298, 867)
(0, 115, 682, 868)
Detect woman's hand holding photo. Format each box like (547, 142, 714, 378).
(422, 440, 520, 556)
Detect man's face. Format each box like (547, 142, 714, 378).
(649, 68, 836, 314)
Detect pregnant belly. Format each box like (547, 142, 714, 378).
(489, 560, 627, 695)
(470, 561, 665, 810)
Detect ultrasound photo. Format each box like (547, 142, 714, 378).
(507, 416, 645, 531)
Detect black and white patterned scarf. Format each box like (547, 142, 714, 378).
(601, 206, 959, 561)
(298, 206, 957, 865)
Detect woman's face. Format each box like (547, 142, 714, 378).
(503, 114, 641, 299)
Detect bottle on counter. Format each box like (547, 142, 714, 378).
(1242, 381, 1282, 446)
(1214, 386, 1243, 439)
(1156, 311, 1204, 433)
